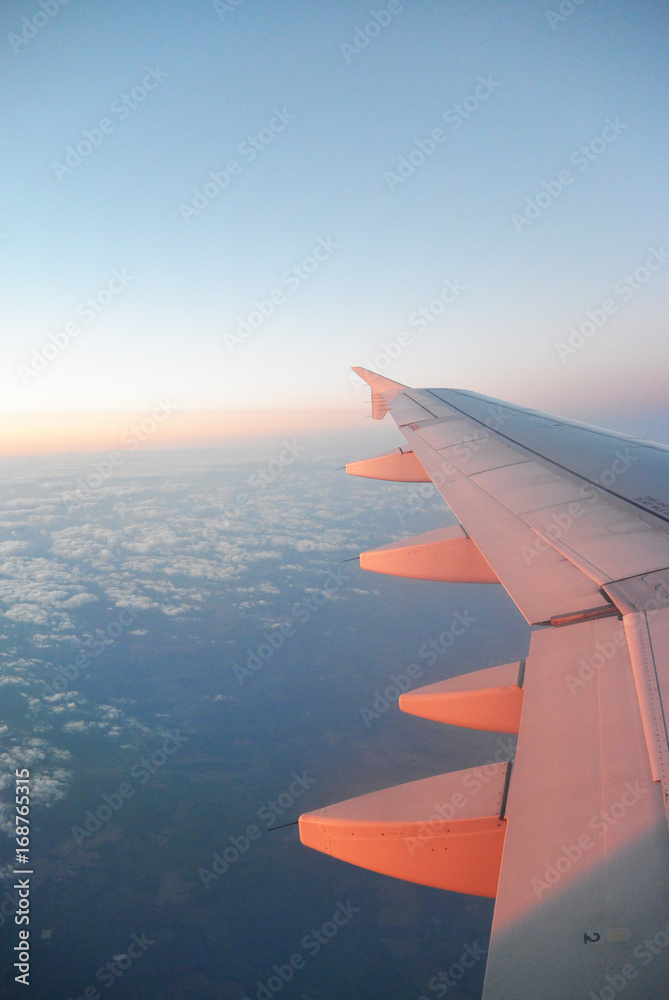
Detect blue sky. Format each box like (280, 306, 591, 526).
(1, 0, 668, 448)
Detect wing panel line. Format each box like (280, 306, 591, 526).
(422, 389, 669, 527)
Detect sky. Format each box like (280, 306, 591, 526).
(1, 0, 668, 454)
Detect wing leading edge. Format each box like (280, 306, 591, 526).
(299, 368, 669, 999)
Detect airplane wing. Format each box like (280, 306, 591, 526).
(299, 367, 669, 999)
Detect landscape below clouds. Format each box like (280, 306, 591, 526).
(0, 439, 530, 999)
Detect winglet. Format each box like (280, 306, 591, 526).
(352, 366, 408, 420)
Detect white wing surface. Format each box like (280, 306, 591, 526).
(299, 368, 669, 999)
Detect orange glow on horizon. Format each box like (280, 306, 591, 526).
(0, 409, 365, 458)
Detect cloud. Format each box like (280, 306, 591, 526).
(0, 739, 72, 834)
(0, 540, 31, 555)
(0, 455, 406, 836)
